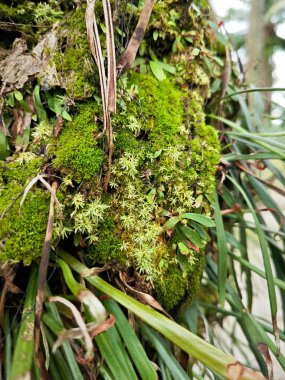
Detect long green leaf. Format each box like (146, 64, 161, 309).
(213, 189, 228, 306)
(227, 176, 279, 339)
(44, 286, 84, 380)
(103, 299, 157, 380)
(58, 249, 265, 380)
(10, 266, 38, 380)
(139, 322, 189, 380)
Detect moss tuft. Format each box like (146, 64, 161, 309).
(54, 7, 96, 99)
(51, 102, 103, 182)
(154, 265, 187, 312)
(129, 74, 185, 151)
(87, 217, 126, 265)
(0, 160, 49, 265)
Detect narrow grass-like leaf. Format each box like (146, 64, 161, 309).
(225, 152, 281, 161)
(10, 266, 38, 380)
(139, 322, 189, 380)
(93, 325, 138, 380)
(224, 87, 285, 97)
(44, 327, 73, 379)
(213, 189, 228, 306)
(229, 253, 285, 290)
(210, 115, 285, 159)
(103, 299, 157, 380)
(59, 249, 265, 380)
(227, 176, 279, 343)
(44, 286, 84, 380)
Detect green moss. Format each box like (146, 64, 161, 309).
(87, 217, 126, 265)
(51, 102, 103, 182)
(129, 74, 185, 151)
(154, 265, 187, 312)
(0, 161, 49, 265)
(187, 92, 220, 200)
(54, 7, 96, 99)
(113, 129, 140, 155)
(0, 3, 34, 24)
(0, 157, 42, 185)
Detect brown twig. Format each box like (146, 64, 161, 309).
(85, 0, 116, 191)
(118, 0, 155, 71)
(35, 181, 58, 373)
(236, 161, 285, 197)
(103, 0, 117, 113)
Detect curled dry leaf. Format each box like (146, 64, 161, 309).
(119, 272, 172, 319)
(89, 314, 116, 338)
(49, 296, 94, 360)
(0, 27, 59, 95)
(226, 362, 266, 380)
(77, 289, 108, 324)
(80, 264, 109, 278)
(257, 343, 273, 380)
(52, 316, 115, 352)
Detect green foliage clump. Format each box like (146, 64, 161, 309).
(51, 102, 103, 181)
(54, 7, 96, 99)
(87, 217, 126, 265)
(154, 265, 188, 311)
(129, 74, 184, 151)
(187, 92, 220, 202)
(0, 159, 49, 265)
(85, 74, 219, 310)
(0, 72, 219, 311)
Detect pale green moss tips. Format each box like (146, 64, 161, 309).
(0, 74, 219, 312)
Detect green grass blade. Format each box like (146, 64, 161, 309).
(230, 252, 285, 290)
(94, 326, 138, 380)
(139, 322, 189, 380)
(44, 327, 73, 379)
(99, 365, 114, 380)
(213, 189, 228, 306)
(58, 249, 265, 380)
(227, 176, 279, 337)
(10, 266, 38, 380)
(103, 299, 157, 380)
(225, 152, 281, 161)
(44, 286, 84, 380)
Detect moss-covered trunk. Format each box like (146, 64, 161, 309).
(0, 0, 225, 313)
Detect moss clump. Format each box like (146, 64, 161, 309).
(129, 74, 185, 151)
(51, 102, 103, 182)
(154, 265, 188, 312)
(54, 7, 96, 99)
(0, 160, 49, 265)
(113, 129, 140, 155)
(87, 217, 126, 265)
(187, 92, 220, 202)
(84, 74, 219, 310)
